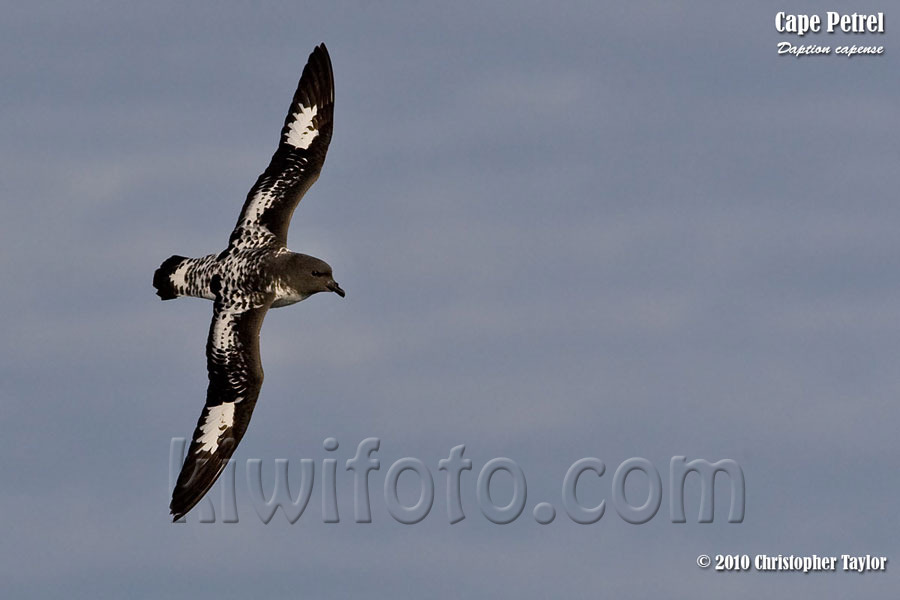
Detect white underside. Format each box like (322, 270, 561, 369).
(272, 280, 309, 308)
(272, 294, 308, 308)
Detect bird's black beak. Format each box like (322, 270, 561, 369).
(327, 281, 345, 297)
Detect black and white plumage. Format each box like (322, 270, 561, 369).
(153, 44, 345, 521)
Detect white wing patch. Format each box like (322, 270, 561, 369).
(211, 309, 237, 351)
(240, 190, 277, 227)
(284, 104, 319, 149)
(197, 402, 236, 454)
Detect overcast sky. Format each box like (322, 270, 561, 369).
(2, 1, 898, 597)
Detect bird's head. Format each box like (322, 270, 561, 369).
(292, 254, 345, 298)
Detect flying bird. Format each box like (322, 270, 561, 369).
(153, 44, 343, 521)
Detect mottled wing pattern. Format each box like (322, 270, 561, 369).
(169, 289, 274, 521)
(230, 43, 335, 248)
(154, 253, 219, 300)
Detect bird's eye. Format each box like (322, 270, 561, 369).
(311, 270, 323, 277)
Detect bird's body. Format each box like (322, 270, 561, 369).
(155, 247, 333, 307)
(154, 44, 343, 521)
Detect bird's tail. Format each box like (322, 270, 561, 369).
(153, 255, 189, 300)
(153, 253, 219, 301)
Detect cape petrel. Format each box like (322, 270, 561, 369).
(153, 44, 343, 521)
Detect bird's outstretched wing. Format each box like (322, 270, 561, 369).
(229, 43, 335, 249)
(170, 291, 274, 521)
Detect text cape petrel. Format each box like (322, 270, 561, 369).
(153, 44, 342, 521)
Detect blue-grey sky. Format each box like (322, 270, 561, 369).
(2, 1, 899, 597)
